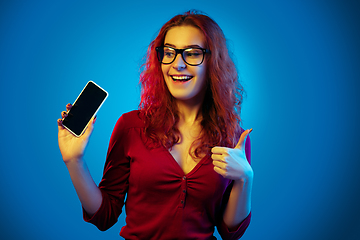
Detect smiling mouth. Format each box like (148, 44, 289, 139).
(171, 75, 193, 82)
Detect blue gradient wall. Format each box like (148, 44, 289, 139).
(1, 0, 359, 239)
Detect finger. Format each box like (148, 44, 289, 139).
(211, 153, 226, 162)
(57, 118, 65, 131)
(82, 117, 96, 139)
(212, 159, 227, 169)
(213, 166, 227, 177)
(211, 146, 230, 155)
(57, 118, 63, 128)
(235, 128, 252, 149)
(66, 103, 72, 111)
(61, 111, 68, 118)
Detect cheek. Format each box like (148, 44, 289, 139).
(161, 64, 171, 75)
(197, 66, 207, 85)
(161, 65, 166, 77)
(161, 65, 171, 88)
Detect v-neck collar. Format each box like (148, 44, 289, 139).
(162, 145, 210, 177)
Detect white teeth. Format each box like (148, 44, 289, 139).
(172, 76, 192, 81)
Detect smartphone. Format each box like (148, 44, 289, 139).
(62, 81, 108, 137)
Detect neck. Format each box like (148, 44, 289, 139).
(176, 98, 203, 126)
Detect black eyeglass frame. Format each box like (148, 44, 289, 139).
(155, 46, 211, 66)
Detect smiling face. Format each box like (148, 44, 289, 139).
(161, 25, 208, 105)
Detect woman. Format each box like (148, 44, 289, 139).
(58, 10, 253, 240)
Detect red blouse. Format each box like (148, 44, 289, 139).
(83, 110, 251, 239)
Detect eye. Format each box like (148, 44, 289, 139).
(164, 48, 175, 58)
(185, 49, 202, 58)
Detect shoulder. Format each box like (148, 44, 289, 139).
(115, 110, 145, 130)
(116, 110, 145, 129)
(109, 110, 144, 144)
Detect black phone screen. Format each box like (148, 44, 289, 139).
(62, 81, 108, 136)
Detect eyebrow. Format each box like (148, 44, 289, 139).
(164, 43, 204, 49)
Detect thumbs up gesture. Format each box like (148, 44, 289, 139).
(211, 129, 253, 181)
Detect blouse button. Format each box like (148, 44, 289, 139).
(182, 189, 186, 193)
(183, 176, 186, 180)
(181, 200, 184, 204)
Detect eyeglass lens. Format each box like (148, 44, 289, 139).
(160, 47, 205, 65)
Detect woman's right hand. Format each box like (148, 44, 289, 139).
(57, 103, 95, 164)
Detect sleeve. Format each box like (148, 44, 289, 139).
(83, 114, 131, 231)
(217, 133, 252, 239)
(217, 213, 251, 240)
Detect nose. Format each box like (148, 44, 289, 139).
(172, 53, 186, 70)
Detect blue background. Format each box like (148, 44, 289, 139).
(1, 0, 359, 239)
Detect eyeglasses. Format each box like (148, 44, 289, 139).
(155, 46, 210, 66)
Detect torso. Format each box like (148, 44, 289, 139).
(169, 122, 205, 175)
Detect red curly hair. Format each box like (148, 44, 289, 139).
(139, 10, 244, 158)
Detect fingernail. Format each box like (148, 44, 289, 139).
(249, 128, 253, 133)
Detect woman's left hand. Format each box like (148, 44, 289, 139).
(211, 129, 253, 181)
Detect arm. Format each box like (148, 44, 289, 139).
(223, 130, 252, 229)
(65, 158, 103, 215)
(212, 129, 253, 231)
(57, 104, 102, 215)
(58, 106, 131, 231)
(223, 173, 253, 230)
(82, 113, 132, 230)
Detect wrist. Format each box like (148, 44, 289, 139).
(235, 170, 253, 184)
(64, 156, 85, 168)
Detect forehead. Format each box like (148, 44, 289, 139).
(164, 26, 206, 48)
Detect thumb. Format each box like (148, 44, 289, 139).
(82, 116, 96, 139)
(235, 128, 252, 149)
